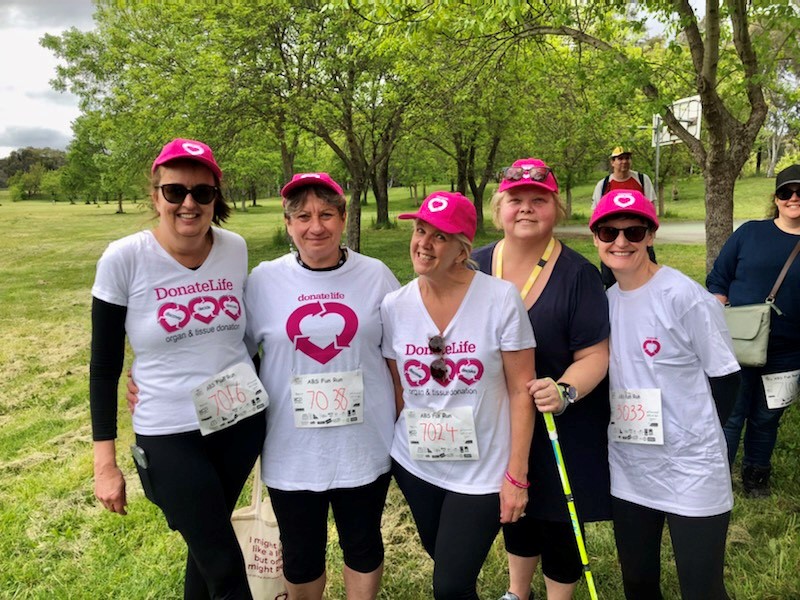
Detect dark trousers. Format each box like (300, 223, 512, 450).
(612, 497, 730, 600)
(135, 413, 266, 600)
(393, 460, 500, 600)
(723, 366, 786, 468)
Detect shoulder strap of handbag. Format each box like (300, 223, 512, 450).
(767, 239, 800, 302)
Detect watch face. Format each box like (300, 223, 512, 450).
(560, 383, 578, 402)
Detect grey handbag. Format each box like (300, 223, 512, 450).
(723, 239, 800, 367)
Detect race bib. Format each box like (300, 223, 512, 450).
(763, 369, 800, 410)
(609, 389, 663, 445)
(192, 362, 268, 436)
(404, 407, 479, 461)
(291, 369, 364, 428)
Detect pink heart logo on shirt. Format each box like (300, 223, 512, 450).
(158, 302, 191, 332)
(219, 295, 241, 320)
(455, 358, 484, 385)
(403, 359, 430, 386)
(642, 338, 661, 357)
(286, 301, 359, 365)
(189, 296, 220, 324)
(432, 358, 457, 387)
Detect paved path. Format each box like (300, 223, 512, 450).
(557, 220, 747, 244)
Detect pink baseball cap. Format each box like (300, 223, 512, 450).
(589, 189, 659, 231)
(498, 158, 559, 194)
(398, 191, 477, 241)
(281, 172, 345, 199)
(152, 138, 222, 179)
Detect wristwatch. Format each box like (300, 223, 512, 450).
(557, 382, 578, 405)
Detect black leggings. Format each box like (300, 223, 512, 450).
(393, 460, 500, 600)
(134, 414, 266, 600)
(612, 497, 730, 600)
(268, 473, 391, 584)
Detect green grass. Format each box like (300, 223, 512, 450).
(1, 177, 798, 599)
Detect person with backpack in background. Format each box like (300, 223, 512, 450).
(592, 147, 657, 289)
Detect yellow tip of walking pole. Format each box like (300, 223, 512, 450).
(541, 378, 599, 600)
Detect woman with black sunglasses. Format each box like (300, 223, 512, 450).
(474, 158, 611, 600)
(90, 139, 265, 599)
(591, 189, 740, 600)
(707, 164, 800, 498)
(381, 191, 536, 600)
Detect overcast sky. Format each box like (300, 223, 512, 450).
(0, 0, 95, 158)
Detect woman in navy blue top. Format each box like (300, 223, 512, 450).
(473, 158, 611, 600)
(707, 164, 800, 498)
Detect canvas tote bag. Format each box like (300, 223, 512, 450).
(231, 458, 287, 600)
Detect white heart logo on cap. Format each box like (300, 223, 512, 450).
(181, 142, 205, 156)
(427, 196, 448, 212)
(613, 193, 636, 208)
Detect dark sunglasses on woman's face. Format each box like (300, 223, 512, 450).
(157, 183, 219, 205)
(596, 225, 649, 243)
(775, 187, 800, 201)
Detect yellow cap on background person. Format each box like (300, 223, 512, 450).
(610, 146, 632, 158)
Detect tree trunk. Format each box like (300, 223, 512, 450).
(703, 165, 736, 272)
(372, 157, 390, 227)
(564, 171, 573, 218)
(346, 180, 365, 252)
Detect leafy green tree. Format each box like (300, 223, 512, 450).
(360, 0, 798, 268)
(40, 168, 64, 202)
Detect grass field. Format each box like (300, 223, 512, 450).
(1, 176, 798, 599)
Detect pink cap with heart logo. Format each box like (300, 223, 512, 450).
(589, 189, 659, 231)
(152, 138, 222, 179)
(281, 172, 345, 200)
(398, 192, 477, 241)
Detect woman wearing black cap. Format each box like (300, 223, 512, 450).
(91, 139, 266, 598)
(707, 164, 800, 497)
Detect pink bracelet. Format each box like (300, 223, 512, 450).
(505, 471, 530, 489)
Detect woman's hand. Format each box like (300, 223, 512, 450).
(499, 477, 528, 523)
(529, 377, 565, 414)
(93, 441, 127, 515)
(126, 369, 139, 415)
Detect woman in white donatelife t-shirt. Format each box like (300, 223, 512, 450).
(590, 189, 740, 600)
(381, 192, 536, 600)
(245, 173, 399, 600)
(91, 139, 265, 599)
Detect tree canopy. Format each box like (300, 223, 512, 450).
(39, 0, 800, 262)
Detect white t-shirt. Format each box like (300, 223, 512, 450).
(246, 251, 399, 492)
(381, 272, 536, 495)
(607, 266, 740, 516)
(92, 228, 254, 435)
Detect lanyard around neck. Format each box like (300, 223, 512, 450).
(496, 237, 555, 300)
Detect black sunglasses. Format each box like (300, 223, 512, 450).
(776, 187, 800, 201)
(428, 335, 448, 381)
(500, 166, 554, 183)
(157, 183, 219, 205)
(596, 225, 649, 243)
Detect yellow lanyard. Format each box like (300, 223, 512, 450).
(496, 237, 555, 300)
